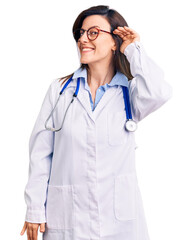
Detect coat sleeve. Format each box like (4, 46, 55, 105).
(24, 80, 56, 223)
(124, 41, 173, 122)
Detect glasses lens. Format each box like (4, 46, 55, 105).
(74, 27, 99, 41)
(88, 27, 99, 40)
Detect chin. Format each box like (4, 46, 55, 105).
(80, 60, 88, 64)
(80, 56, 99, 65)
(80, 57, 91, 64)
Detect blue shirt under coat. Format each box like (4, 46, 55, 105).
(72, 67, 129, 111)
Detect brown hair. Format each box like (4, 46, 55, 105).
(59, 5, 133, 86)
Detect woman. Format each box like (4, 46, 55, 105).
(20, 5, 172, 240)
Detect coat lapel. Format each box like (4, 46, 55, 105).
(65, 78, 95, 122)
(92, 86, 119, 120)
(76, 79, 95, 122)
(65, 71, 126, 122)
(65, 78, 120, 122)
(76, 78, 122, 121)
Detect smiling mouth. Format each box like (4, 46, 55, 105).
(81, 48, 94, 53)
(82, 50, 94, 53)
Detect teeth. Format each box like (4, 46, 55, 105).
(82, 48, 94, 51)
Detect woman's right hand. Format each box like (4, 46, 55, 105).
(20, 221, 45, 240)
(113, 26, 140, 53)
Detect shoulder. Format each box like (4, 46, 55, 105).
(47, 74, 75, 100)
(50, 78, 63, 88)
(48, 78, 63, 96)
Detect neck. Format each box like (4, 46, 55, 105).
(87, 61, 115, 89)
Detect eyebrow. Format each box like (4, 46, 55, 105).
(81, 25, 100, 30)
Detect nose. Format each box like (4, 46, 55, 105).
(78, 30, 89, 43)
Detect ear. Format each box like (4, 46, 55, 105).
(111, 39, 117, 51)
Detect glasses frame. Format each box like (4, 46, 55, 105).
(73, 26, 113, 42)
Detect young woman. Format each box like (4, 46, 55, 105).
(20, 5, 172, 240)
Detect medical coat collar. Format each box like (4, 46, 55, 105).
(57, 68, 130, 122)
(72, 67, 129, 88)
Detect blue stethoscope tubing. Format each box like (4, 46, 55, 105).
(122, 85, 137, 132)
(45, 76, 137, 132)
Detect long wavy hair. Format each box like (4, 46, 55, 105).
(59, 5, 133, 86)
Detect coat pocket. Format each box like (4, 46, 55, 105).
(107, 111, 127, 146)
(114, 174, 137, 221)
(45, 185, 75, 229)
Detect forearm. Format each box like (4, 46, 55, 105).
(124, 41, 173, 121)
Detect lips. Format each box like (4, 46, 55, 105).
(81, 47, 94, 52)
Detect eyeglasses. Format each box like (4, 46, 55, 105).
(73, 26, 113, 42)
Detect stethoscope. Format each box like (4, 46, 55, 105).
(45, 76, 137, 132)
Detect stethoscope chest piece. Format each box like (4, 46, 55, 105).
(125, 119, 137, 132)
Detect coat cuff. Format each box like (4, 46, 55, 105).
(123, 41, 141, 62)
(25, 208, 46, 223)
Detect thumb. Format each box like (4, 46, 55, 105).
(39, 223, 46, 233)
(20, 221, 27, 236)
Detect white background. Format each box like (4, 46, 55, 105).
(0, 0, 192, 239)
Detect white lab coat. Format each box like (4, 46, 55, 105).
(24, 41, 172, 240)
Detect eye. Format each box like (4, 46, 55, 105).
(79, 29, 84, 36)
(91, 31, 98, 35)
(89, 28, 99, 35)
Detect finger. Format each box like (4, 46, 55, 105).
(113, 30, 132, 40)
(113, 28, 135, 42)
(118, 26, 131, 33)
(123, 27, 139, 40)
(113, 29, 129, 36)
(20, 222, 27, 235)
(27, 227, 32, 240)
(113, 28, 121, 34)
(117, 26, 126, 31)
(115, 32, 128, 40)
(40, 223, 45, 233)
(123, 26, 130, 30)
(114, 27, 128, 35)
(32, 228, 38, 240)
(113, 27, 132, 37)
(118, 26, 136, 36)
(124, 26, 138, 34)
(113, 26, 126, 32)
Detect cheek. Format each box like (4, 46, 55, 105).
(77, 43, 81, 52)
(95, 43, 112, 57)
